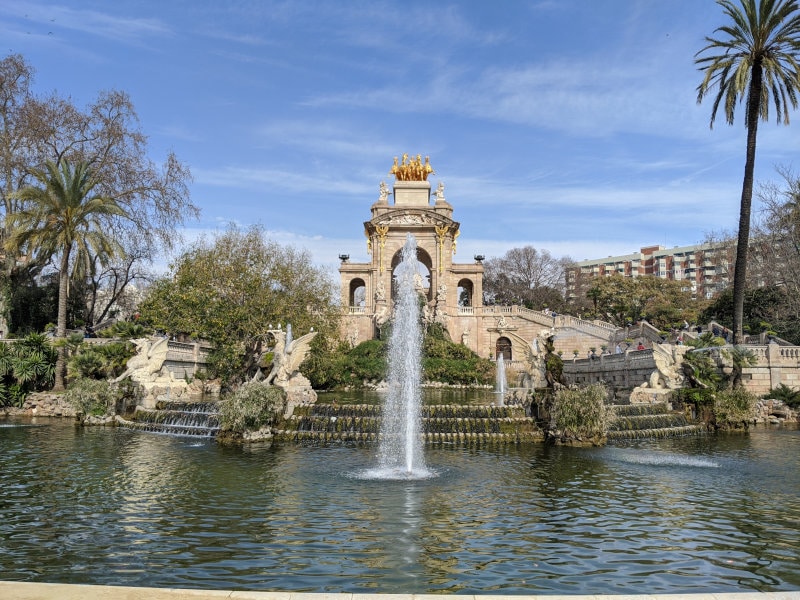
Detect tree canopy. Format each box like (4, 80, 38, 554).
(137, 225, 340, 385)
(0, 53, 196, 335)
(482, 245, 573, 311)
(7, 160, 127, 388)
(586, 275, 703, 329)
(695, 0, 800, 343)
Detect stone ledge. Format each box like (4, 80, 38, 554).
(1, 582, 798, 600)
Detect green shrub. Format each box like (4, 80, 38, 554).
(673, 387, 715, 406)
(219, 382, 286, 433)
(64, 378, 118, 417)
(0, 334, 57, 406)
(549, 383, 611, 442)
(764, 383, 800, 408)
(67, 341, 136, 381)
(421, 333, 493, 385)
(98, 321, 150, 339)
(307, 331, 494, 389)
(713, 387, 756, 430)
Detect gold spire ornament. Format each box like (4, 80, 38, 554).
(375, 225, 390, 273)
(389, 154, 435, 181)
(435, 224, 449, 274)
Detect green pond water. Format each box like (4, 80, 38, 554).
(1, 418, 798, 595)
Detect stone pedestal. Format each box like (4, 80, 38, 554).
(279, 374, 318, 418)
(393, 180, 431, 206)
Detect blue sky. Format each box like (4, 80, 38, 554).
(3, 0, 798, 275)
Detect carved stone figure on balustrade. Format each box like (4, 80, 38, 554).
(433, 181, 446, 203)
(377, 181, 392, 204)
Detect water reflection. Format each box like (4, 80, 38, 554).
(0, 420, 798, 593)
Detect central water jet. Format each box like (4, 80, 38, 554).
(374, 233, 430, 479)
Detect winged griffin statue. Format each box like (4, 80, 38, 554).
(258, 328, 318, 387)
(113, 337, 171, 384)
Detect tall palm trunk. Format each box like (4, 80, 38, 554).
(731, 63, 763, 345)
(54, 248, 71, 391)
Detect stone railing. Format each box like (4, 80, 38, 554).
(162, 339, 213, 380)
(563, 348, 656, 390)
(561, 342, 800, 396)
(0, 337, 213, 382)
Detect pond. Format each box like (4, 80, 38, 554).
(1, 419, 798, 595)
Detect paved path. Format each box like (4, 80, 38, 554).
(1, 582, 798, 600)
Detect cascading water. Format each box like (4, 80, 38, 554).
(370, 234, 430, 479)
(495, 354, 507, 406)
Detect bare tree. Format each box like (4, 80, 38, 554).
(755, 167, 800, 302)
(483, 245, 573, 309)
(0, 53, 197, 335)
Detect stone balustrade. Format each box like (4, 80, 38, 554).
(561, 342, 800, 397)
(161, 339, 213, 380)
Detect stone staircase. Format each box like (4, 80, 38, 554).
(274, 403, 543, 444)
(607, 402, 705, 440)
(116, 400, 221, 438)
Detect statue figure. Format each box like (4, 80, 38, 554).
(263, 328, 318, 386)
(374, 279, 386, 302)
(347, 325, 359, 349)
(423, 156, 434, 180)
(433, 181, 446, 202)
(378, 181, 391, 203)
(436, 282, 447, 303)
(647, 343, 687, 390)
(422, 302, 433, 325)
(461, 329, 470, 346)
(114, 337, 170, 383)
(435, 306, 449, 328)
(389, 153, 435, 181)
(498, 315, 509, 329)
(414, 154, 423, 179)
(374, 303, 391, 329)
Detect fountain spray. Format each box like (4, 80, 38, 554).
(376, 234, 428, 477)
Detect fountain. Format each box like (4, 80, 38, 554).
(371, 234, 430, 479)
(495, 353, 507, 406)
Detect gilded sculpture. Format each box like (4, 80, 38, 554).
(389, 154, 434, 181)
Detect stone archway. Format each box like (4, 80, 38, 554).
(496, 336, 512, 360)
(348, 278, 366, 307)
(390, 247, 433, 301)
(457, 278, 474, 306)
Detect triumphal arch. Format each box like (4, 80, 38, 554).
(339, 155, 499, 357)
(338, 156, 637, 363)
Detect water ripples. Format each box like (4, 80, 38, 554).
(0, 421, 798, 593)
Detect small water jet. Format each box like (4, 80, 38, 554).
(495, 353, 507, 406)
(368, 234, 431, 479)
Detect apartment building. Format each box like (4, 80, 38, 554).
(566, 242, 735, 303)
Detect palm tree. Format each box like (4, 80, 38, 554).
(5, 160, 126, 389)
(586, 285, 602, 318)
(695, 0, 800, 344)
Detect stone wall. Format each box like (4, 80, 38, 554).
(562, 343, 800, 397)
(2, 392, 77, 418)
(162, 339, 213, 379)
(740, 344, 800, 395)
(563, 349, 656, 391)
